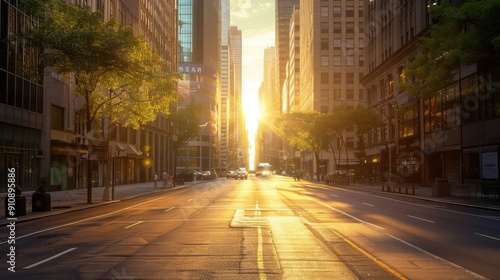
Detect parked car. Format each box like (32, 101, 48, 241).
(176, 170, 197, 182)
(235, 167, 248, 180)
(226, 170, 237, 179)
(201, 170, 217, 180)
(325, 170, 355, 185)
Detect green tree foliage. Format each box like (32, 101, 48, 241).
(278, 107, 381, 177)
(401, 0, 500, 98)
(15, 0, 177, 133)
(276, 111, 324, 180)
(170, 99, 207, 150)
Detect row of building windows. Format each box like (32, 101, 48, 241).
(320, 22, 363, 34)
(321, 54, 364, 67)
(0, 70, 43, 113)
(321, 6, 363, 18)
(321, 38, 365, 51)
(321, 72, 364, 85)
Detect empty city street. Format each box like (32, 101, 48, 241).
(1, 176, 499, 279)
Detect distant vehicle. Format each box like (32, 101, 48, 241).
(235, 168, 248, 180)
(256, 163, 272, 176)
(325, 170, 354, 185)
(201, 170, 217, 180)
(226, 170, 237, 179)
(176, 170, 198, 181)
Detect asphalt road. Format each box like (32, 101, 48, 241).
(1, 175, 498, 279)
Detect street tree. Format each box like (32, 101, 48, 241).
(276, 111, 324, 181)
(400, 0, 500, 98)
(14, 0, 178, 203)
(350, 105, 382, 175)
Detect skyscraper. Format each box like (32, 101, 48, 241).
(299, 0, 365, 177)
(177, 0, 221, 172)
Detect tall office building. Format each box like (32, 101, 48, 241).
(257, 47, 277, 166)
(43, 0, 177, 191)
(219, 0, 230, 171)
(362, 1, 431, 184)
(229, 26, 244, 170)
(0, 1, 44, 192)
(362, 0, 500, 188)
(177, 0, 221, 172)
(276, 0, 300, 107)
(299, 0, 365, 177)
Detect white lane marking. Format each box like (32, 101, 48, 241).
(257, 226, 266, 280)
(164, 207, 175, 212)
(125, 221, 143, 229)
(475, 232, 500, 241)
(187, 198, 194, 202)
(362, 202, 375, 207)
(24, 248, 77, 269)
(331, 188, 499, 221)
(313, 198, 384, 230)
(407, 215, 435, 223)
(330, 194, 339, 198)
(0, 195, 169, 244)
(311, 197, 487, 280)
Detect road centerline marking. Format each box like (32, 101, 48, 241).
(125, 221, 144, 229)
(475, 232, 500, 241)
(407, 215, 435, 223)
(362, 202, 375, 207)
(164, 207, 175, 212)
(24, 248, 77, 269)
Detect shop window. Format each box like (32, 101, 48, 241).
(462, 152, 480, 179)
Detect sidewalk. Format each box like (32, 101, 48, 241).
(0, 180, 200, 226)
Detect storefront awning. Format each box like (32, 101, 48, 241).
(129, 145, 142, 156)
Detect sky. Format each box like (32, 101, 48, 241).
(230, 0, 275, 134)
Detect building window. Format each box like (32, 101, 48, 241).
(321, 22, 329, 33)
(321, 73, 329, 84)
(333, 73, 341, 84)
(333, 56, 341, 66)
(333, 39, 341, 50)
(334, 89, 341, 99)
(333, 6, 341, 17)
(346, 6, 354, 17)
(346, 56, 354, 66)
(333, 22, 341, 33)
(321, 39, 329, 50)
(346, 89, 354, 100)
(346, 38, 354, 49)
(398, 66, 406, 84)
(463, 151, 480, 179)
(359, 38, 365, 49)
(359, 55, 364, 66)
(346, 22, 354, 33)
(321, 7, 329, 17)
(51, 105, 64, 129)
(347, 73, 354, 84)
(321, 56, 329, 67)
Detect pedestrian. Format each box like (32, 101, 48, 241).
(168, 170, 174, 188)
(162, 171, 168, 188)
(153, 172, 159, 188)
